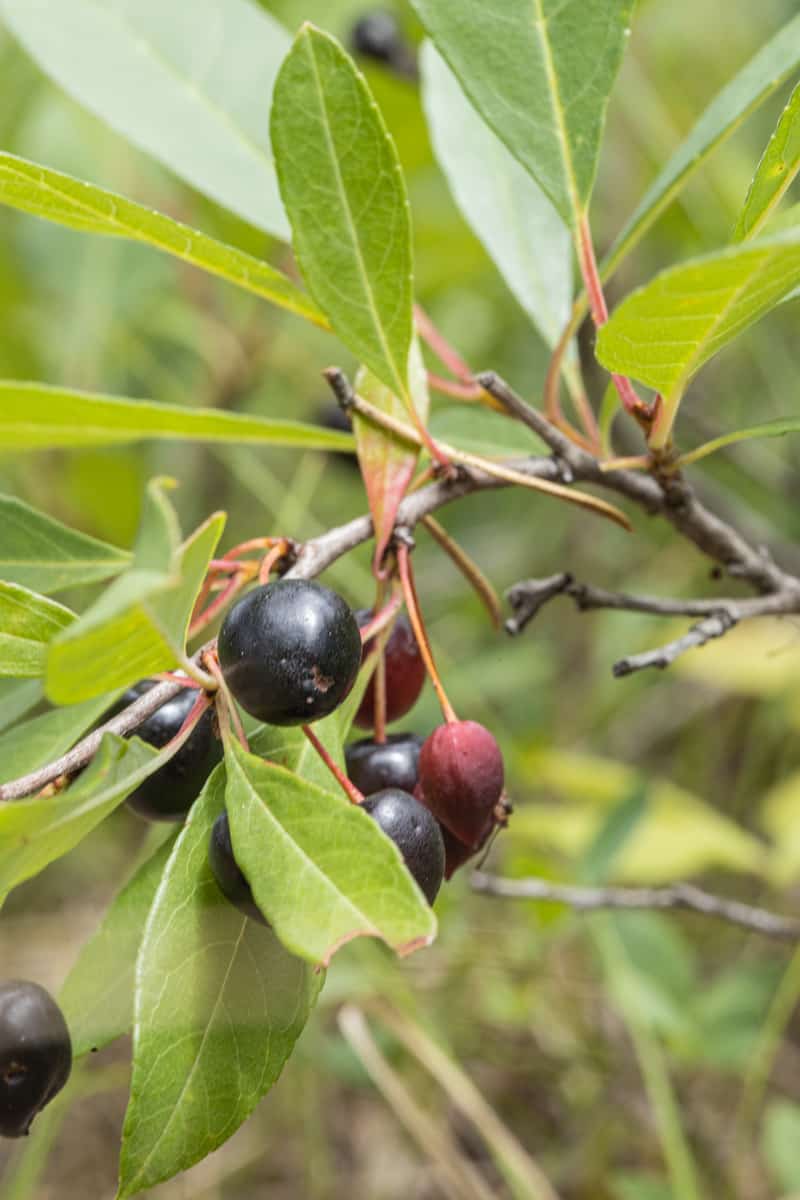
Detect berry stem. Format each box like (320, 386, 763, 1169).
(189, 571, 248, 639)
(203, 651, 249, 751)
(301, 724, 365, 805)
(371, 579, 389, 746)
(358, 592, 403, 643)
(258, 539, 291, 585)
(396, 540, 457, 724)
(426, 372, 483, 401)
(421, 515, 501, 630)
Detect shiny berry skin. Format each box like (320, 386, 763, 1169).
(350, 10, 404, 63)
(0, 981, 72, 1138)
(218, 580, 362, 726)
(108, 682, 221, 822)
(208, 813, 268, 926)
(354, 611, 426, 730)
(346, 732, 423, 796)
(362, 788, 445, 905)
(418, 721, 504, 849)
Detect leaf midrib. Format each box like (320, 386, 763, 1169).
(531, 0, 581, 225)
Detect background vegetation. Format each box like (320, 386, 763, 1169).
(1, 1, 800, 1196)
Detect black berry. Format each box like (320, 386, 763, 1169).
(106, 681, 221, 822)
(354, 611, 426, 730)
(218, 580, 362, 726)
(362, 788, 445, 905)
(208, 812, 268, 926)
(346, 732, 423, 795)
(418, 721, 505, 849)
(440, 824, 479, 879)
(350, 10, 404, 63)
(0, 981, 72, 1138)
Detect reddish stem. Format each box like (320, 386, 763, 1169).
(258, 540, 290, 585)
(359, 592, 403, 643)
(189, 571, 247, 639)
(396, 541, 457, 724)
(414, 304, 473, 383)
(203, 650, 249, 751)
(151, 672, 203, 687)
(577, 214, 651, 425)
(427, 372, 483, 401)
(302, 724, 365, 805)
(221, 537, 282, 561)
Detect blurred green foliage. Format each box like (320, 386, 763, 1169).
(2, 1, 800, 1197)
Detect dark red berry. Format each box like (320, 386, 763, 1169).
(0, 981, 72, 1138)
(354, 610, 426, 730)
(218, 580, 362, 726)
(208, 812, 268, 926)
(440, 825, 479, 879)
(346, 732, 423, 796)
(106, 681, 221, 822)
(418, 721, 504, 849)
(362, 788, 445, 905)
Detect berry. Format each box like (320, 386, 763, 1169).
(354, 611, 426, 730)
(350, 10, 404, 64)
(218, 580, 362, 726)
(363, 788, 445, 905)
(440, 825, 479, 879)
(208, 813, 268, 926)
(418, 721, 504, 849)
(0, 981, 72, 1138)
(106, 681, 221, 822)
(346, 732, 423, 795)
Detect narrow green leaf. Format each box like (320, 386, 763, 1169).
(271, 25, 414, 400)
(596, 229, 800, 445)
(61, 835, 176, 1058)
(604, 13, 800, 278)
(0, 493, 130, 594)
(224, 739, 436, 967)
(420, 42, 572, 348)
(0, 582, 74, 678)
(677, 418, 800, 467)
(0, 0, 292, 238)
(353, 337, 428, 568)
(47, 489, 224, 703)
(0, 735, 161, 905)
(0, 154, 326, 326)
(0, 382, 355, 453)
(410, 0, 635, 229)
(118, 771, 320, 1197)
(0, 691, 120, 784)
(734, 81, 800, 242)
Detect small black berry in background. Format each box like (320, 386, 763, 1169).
(218, 580, 362, 726)
(104, 681, 221, 822)
(346, 732, 423, 796)
(0, 981, 72, 1138)
(362, 788, 445, 905)
(354, 611, 426, 730)
(349, 10, 418, 79)
(208, 812, 268, 926)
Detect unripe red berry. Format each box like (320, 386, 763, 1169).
(354, 611, 426, 730)
(417, 720, 504, 849)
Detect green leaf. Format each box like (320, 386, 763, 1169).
(677, 417, 800, 467)
(0, 382, 355, 453)
(762, 1101, 800, 1193)
(0, 154, 326, 326)
(271, 25, 414, 401)
(0, 691, 120, 784)
(0, 493, 130, 594)
(353, 337, 428, 568)
(596, 229, 800, 447)
(420, 42, 572, 349)
(61, 835, 176, 1058)
(0, 679, 43, 734)
(0, 582, 74, 678)
(410, 0, 635, 229)
(603, 13, 800, 278)
(428, 406, 543, 458)
(224, 739, 436, 967)
(118, 771, 320, 1198)
(0, 735, 163, 905)
(0, 0, 292, 238)
(47, 486, 224, 703)
(734, 81, 800, 242)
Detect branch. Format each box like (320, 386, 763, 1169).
(470, 871, 800, 942)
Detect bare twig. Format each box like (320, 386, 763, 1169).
(470, 871, 800, 942)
